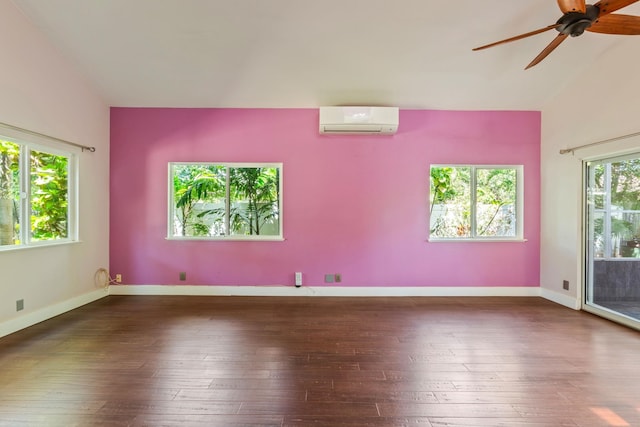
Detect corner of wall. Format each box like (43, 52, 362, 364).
(540, 287, 581, 310)
(0, 288, 108, 339)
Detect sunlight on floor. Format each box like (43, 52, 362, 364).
(590, 407, 629, 426)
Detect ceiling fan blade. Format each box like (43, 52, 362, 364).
(594, 0, 640, 16)
(473, 24, 560, 51)
(588, 13, 640, 33)
(557, 0, 587, 13)
(525, 33, 569, 69)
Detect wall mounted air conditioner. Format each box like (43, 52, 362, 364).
(319, 106, 399, 135)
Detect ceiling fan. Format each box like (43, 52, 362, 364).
(473, 0, 640, 69)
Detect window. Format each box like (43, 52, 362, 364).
(587, 156, 640, 259)
(0, 137, 76, 249)
(169, 163, 282, 240)
(429, 165, 523, 240)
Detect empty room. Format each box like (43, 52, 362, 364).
(2, 0, 640, 426)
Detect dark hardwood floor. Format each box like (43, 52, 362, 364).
(1, 296, 640, 426)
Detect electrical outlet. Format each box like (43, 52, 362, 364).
(335, 274, 341, 283)
(115, 274, 122, 283)
(179, 272, 187, 281)
(324, 274, 334, 283)
(16, 299, 24, 311)
(563, 280, 569, 290)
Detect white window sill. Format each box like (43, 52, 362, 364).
(427, 238, 528, 243)
(0, 240, 82, 252)
(166, 236, 285, 242)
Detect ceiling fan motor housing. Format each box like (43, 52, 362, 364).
(556, 5, 600, 37)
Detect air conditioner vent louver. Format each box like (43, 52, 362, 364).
(320, 125, 386, 134)
(319, 106, 398, 135)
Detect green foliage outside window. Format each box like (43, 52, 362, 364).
(171, 163, 281, 238)
(589, 158, 640, 258)
(30, 150, 69, 240)
(430, 165, 519, 239)
(0, 139, 70, 247)
(0, 140, 20, 245)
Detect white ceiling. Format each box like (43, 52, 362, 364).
(11, 0, 640, 110)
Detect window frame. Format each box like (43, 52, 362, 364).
(0, 134, 78, 251)
(167, 162, 283, 241)
(429, 164, 524, 242)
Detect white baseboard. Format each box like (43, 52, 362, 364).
(0, 286, 572, 339)
(0, 288, 108, 339)
(540, 288, 581, 310)
(109, 285, 541, 298)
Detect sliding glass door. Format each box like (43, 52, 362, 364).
(585, 154, 640, 328)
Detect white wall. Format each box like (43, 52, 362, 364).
(0, 1, 109, 336)
(541, 37, 640, 309)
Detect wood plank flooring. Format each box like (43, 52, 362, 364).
(1, 296, 640, 426)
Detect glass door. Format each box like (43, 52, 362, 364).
(585, 154, 640, 329)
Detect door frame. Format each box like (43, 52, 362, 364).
(582, 155, 640, 331)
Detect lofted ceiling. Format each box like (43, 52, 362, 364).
(10, 0, 640, 110)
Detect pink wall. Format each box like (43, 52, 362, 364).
(110, 108, 540, 287)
